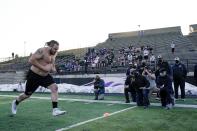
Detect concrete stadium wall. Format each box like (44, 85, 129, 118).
(54, 78, 94, 85)
(0, 71, 195, 86)
(0, 71, 25, 84)
(108, 26, 181, 38)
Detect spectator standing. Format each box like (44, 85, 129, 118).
(194, 64, 197, 86)
(143, 48, 149, 61)
(171, 42, 175, 54)
(155, 55, 172, 79)
(172, 57, 187, 100)
(149, 54, 156, 68)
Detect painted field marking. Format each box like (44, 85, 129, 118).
(0, 95, 197, 108)
(107, 103, 115, 106)
(56, 106, 137, 131)
(0, 101, 11, 105)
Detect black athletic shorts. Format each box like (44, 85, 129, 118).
(24, 70, 55, 95)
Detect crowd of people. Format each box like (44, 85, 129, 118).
(123, 54, 188, 109)
(92, 53, 189, 110)
(10, 40, 194, 118)
(56, 45, 157, 74)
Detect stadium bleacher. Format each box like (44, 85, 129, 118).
(0, 25, 197, 75)
(97, 26, 197, 60)
(187, 24, 197, 48)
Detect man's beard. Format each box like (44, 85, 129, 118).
(50, 49, 55, 55)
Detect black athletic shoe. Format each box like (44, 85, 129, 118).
(125, 100, 130, 103)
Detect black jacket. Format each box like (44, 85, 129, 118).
(172, 63, 187, 80)
(125, 74, 150, 90)
(156, 75, 174, 94)
(194, 64, 197, 78)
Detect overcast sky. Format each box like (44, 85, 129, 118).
(0, 0, 196, 58)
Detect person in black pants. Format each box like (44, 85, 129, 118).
(194, 64, 197, 86)
(172, 57, 187, 100)
(125, 70, 150, 108)
(157, 68, 174, 109)
(93, 75, 105, 100)
(124, 69, 137, 103)
(155, 55, 172, 100)
(125, 65, 138, 103)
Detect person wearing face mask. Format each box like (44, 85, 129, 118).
(156, 68, 174, 109)
(124, 68, 137, 103)
(126, 62, 137, 76)
(172, 57, 187, 101)
(155, 55, 172, 79)
(155, 55, 172, 100)
(138, 60, 147, 75)
(194, 64, 197, 86)
(93, 75, 105, 100)
(129, 70, 150, 108)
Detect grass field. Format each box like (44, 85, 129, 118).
(0, 92, 197, 131)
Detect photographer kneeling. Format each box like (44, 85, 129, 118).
(93, 75, 105, 100)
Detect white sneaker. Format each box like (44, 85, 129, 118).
(155, 97, 160, 101)
(166, 104, 172, 110)
(52, 108, 66, 116)
(181, 99, 185, 101)
(11, 100, 17, 115)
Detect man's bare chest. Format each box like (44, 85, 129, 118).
(42, 55, 53, 64)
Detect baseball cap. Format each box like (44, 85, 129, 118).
(174, 57, 180, 61)
(157, 55, 162, 59)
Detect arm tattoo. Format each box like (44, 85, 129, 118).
(35, 49, 43, 55)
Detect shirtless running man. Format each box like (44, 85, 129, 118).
(11, 40, 66, 116)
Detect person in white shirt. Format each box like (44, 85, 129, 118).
(171, 42, 175, 54)
(149, 54, 156, 69)
(143, 49, 149, 60)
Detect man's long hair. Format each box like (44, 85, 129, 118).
(45, 40, 59, 47)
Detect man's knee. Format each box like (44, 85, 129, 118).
(51, 85, 58, 93)
(22, 93, 31, 99)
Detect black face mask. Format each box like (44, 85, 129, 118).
(175, 60, 179, 64)
(158, 59, 162, 63)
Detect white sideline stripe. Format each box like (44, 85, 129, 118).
(0, 95, 136, 105)
(0, 95, 197, 108)
(0, 102, 11, 105)
(107, 103, 115, 106)
(84, 102, 91, 104)
(56, 106, 137, 131)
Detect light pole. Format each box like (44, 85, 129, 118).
(138, 25, 141, 34)
(24, 41, 26, 57)
(137, 25, 141, 43)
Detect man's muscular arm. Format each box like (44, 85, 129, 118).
(51, 57, 57, 73)
(29, 48, 51, 72)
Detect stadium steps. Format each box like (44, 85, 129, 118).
(0, 71, 25, 84)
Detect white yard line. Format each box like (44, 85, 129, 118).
(0, 101, 11, 105)
(107, 103, 115, 106)
(56, 106, 137, 131)
(1, 94, 197, 130)
(0, 94, 197, 108)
